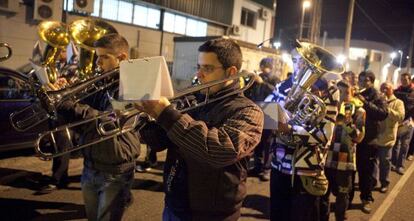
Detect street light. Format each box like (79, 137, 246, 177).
(398, 50, 403, 69)
(299, 0, 311, 39)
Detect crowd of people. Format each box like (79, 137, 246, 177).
(30, 30, 414, 221)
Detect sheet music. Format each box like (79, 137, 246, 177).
(119, 56, 174, 101)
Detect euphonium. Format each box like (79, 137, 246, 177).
(37, 21, 70, 84)
(69, 19, 118, 79)
(284, 40, 344, 128)
(0, 42, 12, 62)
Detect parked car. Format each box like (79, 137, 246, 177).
(0, 67, 48, 153)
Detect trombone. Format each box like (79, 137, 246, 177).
(10, 68, 119, 132)
(35, 71, 256, 160)
(0, 42, 12, 62)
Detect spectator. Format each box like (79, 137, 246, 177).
(355, 71, 388, 214)
(374, 82, 404, 193)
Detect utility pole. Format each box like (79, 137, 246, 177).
(407, 22, 414, 73)
(344, 0, 355, 57)
(310, 0, 323, 44)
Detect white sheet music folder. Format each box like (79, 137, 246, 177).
(256, 102, 287, 130)
(119, 56, 174, 101)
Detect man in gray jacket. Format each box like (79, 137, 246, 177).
(374, 82, 404, 193)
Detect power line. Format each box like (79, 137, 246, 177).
(354, 0, 397, 45)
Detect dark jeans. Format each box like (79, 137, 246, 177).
(408, 129, 414, 156)
(270, 169, 320, 221)
(320, 169, 353, 221)
(81, 167, 134, 221)
(253, 130, 273, 173)
(145, 145, 158, 165)
(356, 143, 377, 202)
(51, 154, 69, 186)
(392, 127, 414, 168)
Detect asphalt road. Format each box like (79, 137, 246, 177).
(0, 146, 413, 221)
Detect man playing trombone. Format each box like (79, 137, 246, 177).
(136, 38, 264, 221)
(57, 33, 140, 221)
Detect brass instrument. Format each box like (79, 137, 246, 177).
(0, 42, 12, 62)
(69, 19, 118, 79)
(35, 71, 256, 160)
(10, 68, 120, 132)
(38, 21, 70, 84)
(279, 40, 344, 146)
(284, 40, 344, 127)
(10, 19, 118, 132)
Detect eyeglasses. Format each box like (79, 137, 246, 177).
(196, 64, 223, 73)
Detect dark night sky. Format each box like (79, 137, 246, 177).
(274, 0, 414, 66)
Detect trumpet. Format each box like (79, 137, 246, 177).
(35, 71, 256, 160)
(0, 42, 12, 62)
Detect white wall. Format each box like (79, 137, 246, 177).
(231, 0, 273, 46)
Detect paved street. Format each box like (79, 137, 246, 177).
(0, 146, 413, 221)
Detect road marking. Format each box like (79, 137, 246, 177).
(370, 161, 414, 221)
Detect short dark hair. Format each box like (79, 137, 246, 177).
(198, 38, 242, 70)
(260, 58, 273, 69)
(359, 71, 375, 83)
(401, 72, 411, 79)
(94, 33, 129, 54)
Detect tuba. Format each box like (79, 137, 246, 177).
(69, 19, 118, 79)
(37, 21, 70, 84)
(0, 42, 12, 62)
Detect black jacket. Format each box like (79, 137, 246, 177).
(58, 81, 140, 174)
(394, 85, 414, 120)
(359, 87, 388, 143)
(141, 85, 263, 221)
(244, 72, 280, 101)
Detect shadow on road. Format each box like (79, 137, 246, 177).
(0, 198, 85, 221)
(133, 178, 163, 192)
(241, 194, 270, 219)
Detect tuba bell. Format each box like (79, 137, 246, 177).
(69, 19, 118, 79)
(0, 42, 12, 62)
(37, 21, 70, 84)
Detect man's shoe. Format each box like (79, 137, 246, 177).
(391, 165, 397, 171)
(397, 167, 405, 175)
(380, 186, 388, 193)
(361, 200, 372, 214)
(35, 184, 58, 195)
(135, 162, 157, 173)
(407, 155, 414, 161)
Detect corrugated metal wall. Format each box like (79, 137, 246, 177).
(139, 0, 234, 25)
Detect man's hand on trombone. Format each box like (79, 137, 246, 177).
(133, 97, 171, 120)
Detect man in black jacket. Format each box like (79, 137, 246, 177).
(137, 38, 264, 221)
(245, 57, 279, 181)
(58, 34, 140, 221)
(355, 71, 388, 213)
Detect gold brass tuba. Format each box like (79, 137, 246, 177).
(38, 21, 70, 84)
(0, 42, 12, 62)
(69, 19, 118, 79)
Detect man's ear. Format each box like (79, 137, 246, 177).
(118, 52, 128, 61)
(226, 66, 238, 77)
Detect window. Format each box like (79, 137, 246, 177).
(241, 8, 256, 28)
(101, 0, 119, 21)
(63, 0, 206, 36)
(117, 1, 133, 23)
(133, 5, 160, 29)
(163, 12, 207, 37)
